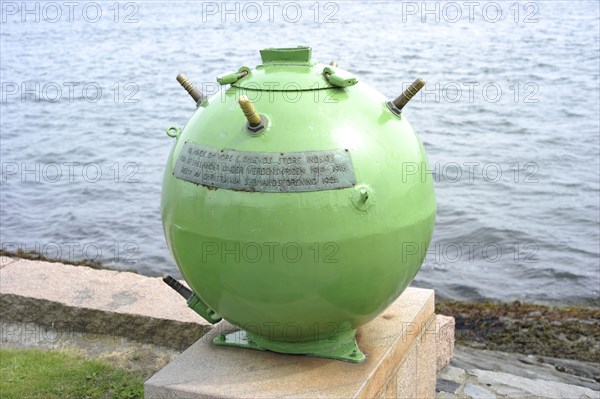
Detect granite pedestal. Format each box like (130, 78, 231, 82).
(145, 288, 453, 399)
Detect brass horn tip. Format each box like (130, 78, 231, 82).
(176, 73, 204, 104)
(390, 77, 426, 112)
(238, 95, 262, 127)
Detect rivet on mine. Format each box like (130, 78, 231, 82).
(359, 188, 369, 202)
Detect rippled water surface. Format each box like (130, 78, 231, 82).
(1, 1, 599, 305)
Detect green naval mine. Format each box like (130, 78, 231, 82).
(161, 46, 435, 362)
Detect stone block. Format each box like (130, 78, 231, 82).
(435, 314, 455, 371)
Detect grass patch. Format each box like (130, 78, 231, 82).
(0, 348, 143, 399)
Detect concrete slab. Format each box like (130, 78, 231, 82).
(145, 287, 442, 399)
(0, 255, 18, 269)
(0, 259, 211, 349)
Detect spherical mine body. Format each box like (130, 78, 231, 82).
(161, 47, 436, 353)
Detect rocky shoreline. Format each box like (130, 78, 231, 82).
(436, 300, 600, 366)
(434, 301, 600, 397)
(437, 345, 599, 398)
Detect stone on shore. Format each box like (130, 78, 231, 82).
(0, 259, 211, 349)
(436, 346, 600, 399)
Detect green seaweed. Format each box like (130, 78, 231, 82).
(436, 300, 600, 363)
